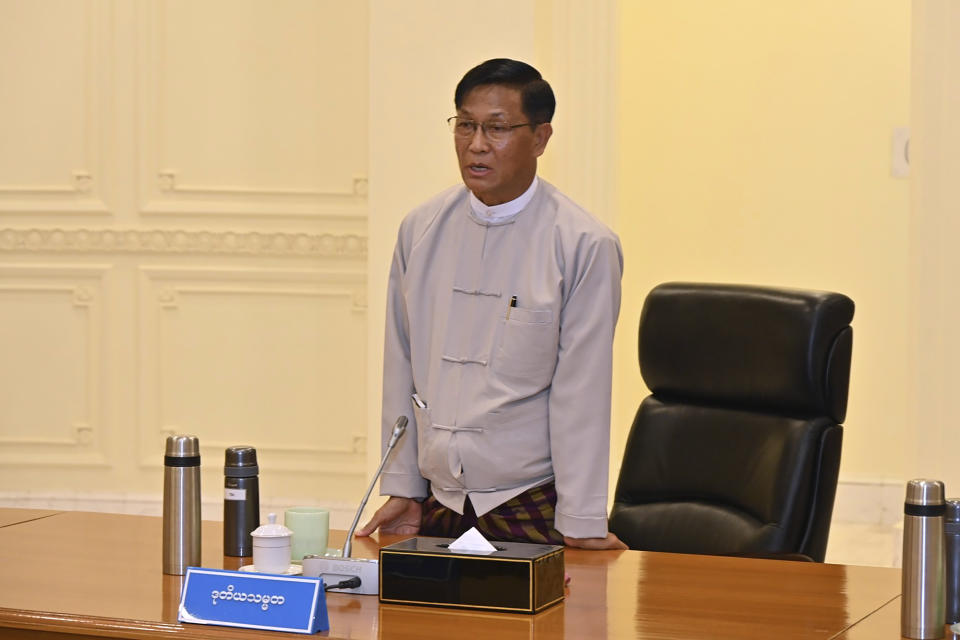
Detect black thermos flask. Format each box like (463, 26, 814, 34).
(223, 446, 260, 557)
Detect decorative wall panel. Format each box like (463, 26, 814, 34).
(138, 266, 367, 476)
(138, 0, 369, 218)
(0, 264, 109, 466)
(0, 0, 111, 215)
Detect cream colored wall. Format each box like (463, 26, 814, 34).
(614, 1, 911, 487)
(5, 0, 927, 529)
(0, 0, 370, 524)
(910, 0, 960, 490)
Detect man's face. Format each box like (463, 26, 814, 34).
(455, 85, 552, 206)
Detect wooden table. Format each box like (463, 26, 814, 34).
(0, 509, 906, 639)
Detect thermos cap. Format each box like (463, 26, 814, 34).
(224, 446, 259, 476)
(164, 434, 200, 458)
(946, 499, 960, 523)
(904, 478, 945, 506)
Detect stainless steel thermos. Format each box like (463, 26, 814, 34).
(945, 499, 960, 624)
(901, 478, 946, 639)
(162, 435, 201, 575)
(223, 446, 260, 557)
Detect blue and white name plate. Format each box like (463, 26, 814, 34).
(178, 567, 329, 634)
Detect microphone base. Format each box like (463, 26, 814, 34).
(302, 556, 379, 595)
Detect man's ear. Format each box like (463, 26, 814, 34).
(532, 122, 553, 158)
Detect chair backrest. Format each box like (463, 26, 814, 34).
(609, 282, 854, 561)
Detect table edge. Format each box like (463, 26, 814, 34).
(0, 607, 245, 639)
(826, 595, 902, 640)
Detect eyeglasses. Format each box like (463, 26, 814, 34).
(447, 116, 533, 142)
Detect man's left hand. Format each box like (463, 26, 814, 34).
(563, 532, 628, 550)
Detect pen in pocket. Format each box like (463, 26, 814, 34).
(412, 392, 427, 409)
(507, 295, 517, 320)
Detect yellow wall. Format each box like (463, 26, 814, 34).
(909, 0, 960, 489)
(2, 0, 921, 522)
(614, 1, 911, 483)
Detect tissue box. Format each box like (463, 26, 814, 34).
(379, 536, 564, 614)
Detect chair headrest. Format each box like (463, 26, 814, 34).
(639, 282, 855, 422)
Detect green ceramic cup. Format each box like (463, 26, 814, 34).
(284, 507, 330, 562)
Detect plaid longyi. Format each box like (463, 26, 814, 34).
(419, 482, 563, 545)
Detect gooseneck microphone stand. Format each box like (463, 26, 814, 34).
(342, 415, 408, 559)
(302, 415, 408, 594)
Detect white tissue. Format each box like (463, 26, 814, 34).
(448, 526, 497, 553)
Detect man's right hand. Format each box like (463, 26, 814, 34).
(355, 496, 422, 537)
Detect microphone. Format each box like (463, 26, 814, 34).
(343, 415, 407, 559)
(301, 415, 408, 595)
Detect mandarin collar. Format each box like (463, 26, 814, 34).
(468, 177, 539, 226)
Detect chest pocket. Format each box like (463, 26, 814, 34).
(493, 306, 559, 387)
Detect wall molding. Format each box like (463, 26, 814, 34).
(0, 264, 109, 467)
(137, 265, 368, 474)
(0, 0, 112, 215)
(0, 171, 95, 195)
(157, 171, 369, 199)
(0, 228, 367, 258)
(137, 1, 369, 220)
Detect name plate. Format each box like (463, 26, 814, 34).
(178, 567, 329, 634)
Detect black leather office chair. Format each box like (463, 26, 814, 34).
(609, 282, 854, 561)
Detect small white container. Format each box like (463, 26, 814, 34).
(251, 513, 292, 574)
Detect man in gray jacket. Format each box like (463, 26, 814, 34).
(357, 59, 626, 550)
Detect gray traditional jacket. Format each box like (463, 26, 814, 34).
(380, 179, 623, 538)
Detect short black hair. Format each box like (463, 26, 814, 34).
(454, 58, 556, 125)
